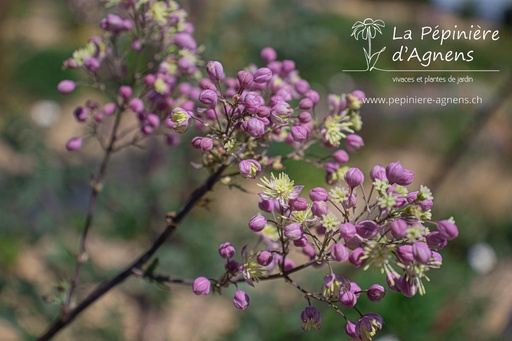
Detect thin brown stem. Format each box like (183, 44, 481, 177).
(37, 163, 229, 340)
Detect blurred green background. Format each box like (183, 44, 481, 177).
(0, 0, 511, 340)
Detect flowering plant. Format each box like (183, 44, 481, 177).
(41, 0, 459, 339)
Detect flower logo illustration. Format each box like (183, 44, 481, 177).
(351, 18, 386, 71)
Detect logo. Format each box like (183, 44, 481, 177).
(344, 18, 500, 73)
(350, 18, 386, 71)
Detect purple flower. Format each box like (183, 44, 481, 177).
(198, 89, 217, 106)
(233, 290, 250, 310)
(284, 223, 303, 241)
(290, 125, 308, 142)
(253, 67, 272, 83)
(257, 250, 273, 266)
(356, 313, 384, 341)
(248, 215, 267, 232)
(356, 220, 379, 239)
(309, 187, 329, 202)
(206, 61, 225, 82)
(386, 272, 403, 292)
(238, 159, 262, 179)
(370, 164, 386, 182)
(300, 306, 322, 331)
(173, 33, 197, 50)
(345, 134, 364, 153)
(218, 242, 235, 259)
(437, 220, 459, 240)
(65, 137, 82, 151)
(413, 242, 432, 264)
(345, 167, 364, 189)
(367, 284, 386, 302)
(57, 80, 76, 95)
(426, 231, 448, 250)
(192, 277, 210, 295)
(331, 243, 349, 262)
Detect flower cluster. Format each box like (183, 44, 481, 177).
(57, 1, 459, 340)
(58, 0, 201, 150)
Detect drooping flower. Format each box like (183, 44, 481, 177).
(300, 306, 322, 331)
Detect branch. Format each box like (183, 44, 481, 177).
(37, 163, 229, 340)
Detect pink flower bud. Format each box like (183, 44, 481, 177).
(290, 125, 308, 142)
(74, 107, 89, 122)
(309, 187, 329, 202)
(344, 167, 364, 189)
(218, 242, 235, 259)
(367, 284, 386, 302)
(294, 80, 310, 95)
(333, 150, 349, 164)
(387, 272, 403, 292)
(237, 70, 253, 88)
(260, 47, 277, 63)
(396, 245, 414, 264)
(103, 102, 116, 116)
(238, 159, 262, 179)
(246, 118, 265, 138)
(390, 219, 408, 239)
(356, 220, 379, 239)
(257, 250, 273, 266)
(248, 215, 267, 232)
(298, 111, 312, 123)
(57, 80, 76, 95)
(192, 277, 210, 295)
(129, 98, 144, 113)
(199, 89, 217, 106)
(284, 223, 303, 241)
(206, 61, 224, 82)
(233, 290, 250, 310)
(340, 290, 357, 308)
(370, 164, 387, 181)
(345, 321, 358, 339)
(290, 197, 308, 211)
(331, 243, 349, 262)
(119, 85, 132, 100)
(66, 137, 82, 151)
(311, 201, 328, 217)
(413, 241, 432, 264)
(253, 67, 272, 83)
(298, 98, 313, 110)
(345, 134, 364, 153)
(349, 247, 365, 268)
(339, 222, 356, 240)
(400, 280, 418, 297)
(437, 220, 458, 240)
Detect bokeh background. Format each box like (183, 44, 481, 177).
(0, 0, 511, 340)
